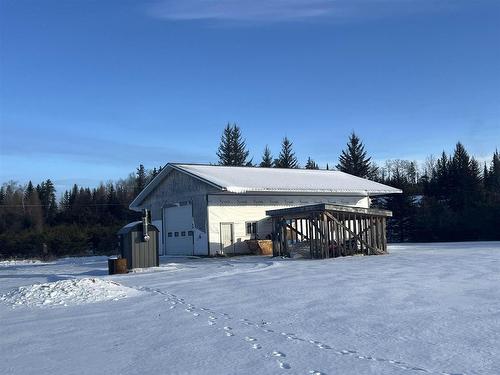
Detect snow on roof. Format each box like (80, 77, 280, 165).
(176, 164, 401, 194)
(130, 163, 401, 209)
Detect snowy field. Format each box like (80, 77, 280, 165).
(1, 243, 499, 375)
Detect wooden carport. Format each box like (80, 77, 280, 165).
(266, 204, 392, 259)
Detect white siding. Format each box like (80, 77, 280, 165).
(207, 195, 369, 255)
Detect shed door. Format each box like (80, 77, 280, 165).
(163, 204, 194, 256)
(220, 223, 234, 254)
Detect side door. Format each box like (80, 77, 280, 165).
(220, 223, 234, 255)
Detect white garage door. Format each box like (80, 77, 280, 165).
(163, 204, 194, 256)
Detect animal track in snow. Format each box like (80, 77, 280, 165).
(317, 344, 332, 350)
(152, 287, 456, 375)
(277, 360, 291, 369)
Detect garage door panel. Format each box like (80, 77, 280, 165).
(163, 205, 194, 256)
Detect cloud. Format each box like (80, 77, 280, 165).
(147, 0, 457, 23)
(148, 0, 336, 22)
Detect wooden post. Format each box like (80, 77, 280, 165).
(322, 214, 328, 259)
(308, 216, 313, 259)
(383, 217, 387, 252)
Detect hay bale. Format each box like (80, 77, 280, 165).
(245, 240, 273, 255)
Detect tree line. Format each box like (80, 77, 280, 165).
(1, 123, 499, 259)
(0, 165, 161, 259)
(216, 123, 500, 243)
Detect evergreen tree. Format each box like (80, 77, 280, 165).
(305, 157, 319, 170)
(0, 186, 5, 205)
(135, 164, 147, 195)
(380, 168, 417, 242)
(23, 181, 44, 231)
(275, 137, 299, 168)
(216, 123, 250, 166)
(485, 150, 500, 191)
(260, 145, 273, 168)
(448, 142, 482, 210)
(337, 132, 376, 178)
(37, 179, 57, 224)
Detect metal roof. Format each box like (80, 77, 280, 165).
(117, 221, 159, 235)
(129, 163, 402, 209)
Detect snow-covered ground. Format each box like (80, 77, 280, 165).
(1, 242, 499, 375)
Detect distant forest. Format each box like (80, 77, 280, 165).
(1, 124, 499, 259)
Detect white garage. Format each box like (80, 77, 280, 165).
(129, 163, 401, 256)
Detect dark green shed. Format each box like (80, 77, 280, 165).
(117, 221, 160, 269)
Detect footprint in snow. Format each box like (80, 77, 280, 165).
(208, 321, 216, 326)
(209, 316, 217, 320)
(277, 360, 291, 370)
(252, 343, 262, 349)
(317, 344, 332, 350)
(225, 331, 234, 337)
(193, 313, 200, 317)
(244, 336, 257, 342)
(272, 351, 286, 357)
(309, 371, 326, 375)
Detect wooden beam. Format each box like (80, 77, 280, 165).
(324, 211, 381, 255)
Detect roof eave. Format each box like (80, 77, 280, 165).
(129, 163, 226, 210)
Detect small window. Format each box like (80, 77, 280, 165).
(174, 232, 179, 237)
(181, 231, 186, 237)
(188, 231, 194, 236)
(167, 232, 173, 237)
(246, 222, 257, 235)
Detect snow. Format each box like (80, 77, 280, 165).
(131, 163, 401, 208)
(1, 242, 499, 375)
(0, 259, 47, 267)
(173, 164, 402, 194)
(1, 278, 142, 308)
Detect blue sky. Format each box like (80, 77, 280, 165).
(1, 0, 499, 193)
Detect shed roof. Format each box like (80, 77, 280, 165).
(266, 203, 393, 218)
(117, 221, 159, 235)
(130, 163, 402, 209)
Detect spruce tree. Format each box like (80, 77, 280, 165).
(337, 132, 376, 178)
(37, 179, 57, 224)
(23, 181, 44, 231)
(485, 150, 500, 191)
(135, 164, 147, 195)
(260, 145, 273, 167)
(0, 186, 5, 205)
(275, 137, 299, 168)
(305, 157, 319, 170)
(216, 123, 249, 166)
